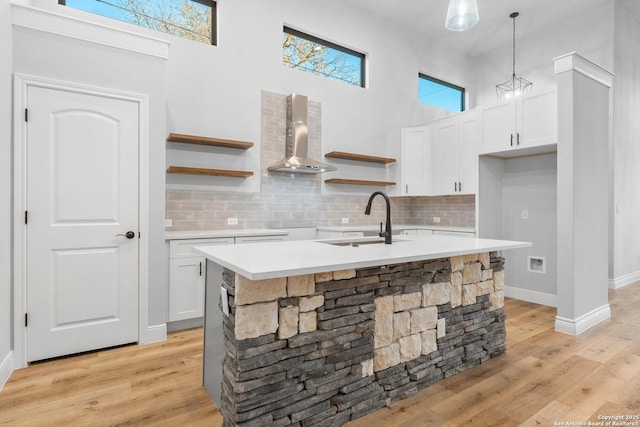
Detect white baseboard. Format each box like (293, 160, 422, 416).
(555, 304, 611, 336)
(0, 351, 14, 392)
(504, 285, 558, 307)
(608, 271, 640, 290)
(139, 323, 167, 345)
(167, 317, 204, 333)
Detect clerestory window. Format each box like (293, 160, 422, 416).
(59, 0, 216, 45)
(282, 26, 366, 88)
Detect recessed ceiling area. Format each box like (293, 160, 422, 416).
(343, 0, 631, 56)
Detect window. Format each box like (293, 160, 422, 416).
(282, 26, 365, 88)
(418, 74, 465, 112)
(59, 0, 216, 45)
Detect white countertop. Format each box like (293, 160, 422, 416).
(165, 229, 288, 240)
(194, 235, 530, 280)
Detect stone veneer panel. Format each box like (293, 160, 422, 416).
(219, 251, 506, 427)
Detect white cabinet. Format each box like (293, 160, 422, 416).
(317, 230, 365, 239)
(168, 237, 233, 322)
(429, 111, 478, 196)
(433, 230, 475, 238)
(401, 127, 430, 196)
(168, 234, 287, 324)
(401, 229, 434, 236)
(480, 89, 557, 155)
(235, 235, 288, 244)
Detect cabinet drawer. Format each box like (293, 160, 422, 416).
(235, 235, 286, 244)
(169, 237, 234, 258)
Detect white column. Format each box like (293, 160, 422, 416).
(554, 52, 614, 335)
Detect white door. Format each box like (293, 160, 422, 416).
(26, 85, 139, 362)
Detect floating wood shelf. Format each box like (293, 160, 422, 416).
(325, 151, 396, 164)
(325, 178, 396, 186)
(167, 133, 254, 150)
(167, 166, 253, 178)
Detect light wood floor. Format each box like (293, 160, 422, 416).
(1, 283, 639, 426)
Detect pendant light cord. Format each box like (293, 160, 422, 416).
(512, 16, 516, 79)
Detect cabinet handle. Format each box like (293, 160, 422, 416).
(517, 133, 521, 145)
(199, 262, 203, 276)
(405, 184, 408, 194)
(459, 181, 462, 192)
(510, 134, 514, 146)
(454, 182, 458, 192)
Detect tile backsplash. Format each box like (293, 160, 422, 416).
(165, 91, 475, 231)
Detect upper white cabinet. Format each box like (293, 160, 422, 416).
(479, 89, 557, 155)
(429, 111, 478, 196)
(401, 127, 430, 196)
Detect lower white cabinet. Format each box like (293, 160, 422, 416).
(168, 237, 233, 322)
(168, 234, 286, 324)
(317, 230, 365, 239)
(169, 257, 205, 321)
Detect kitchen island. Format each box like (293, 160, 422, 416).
(196, 235, 530, 427)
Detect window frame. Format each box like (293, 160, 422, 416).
(418, 73, 466, 112)
(283, 26, 366, 88)
(58, 0, 217, 46)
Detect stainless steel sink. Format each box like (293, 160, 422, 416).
(320, 238, 406, 247)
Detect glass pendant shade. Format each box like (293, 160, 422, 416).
(445, 0, 479, 31)
(496, 12, 532, 99)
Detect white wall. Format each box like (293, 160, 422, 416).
(502, 154, 557, 302)
(611, 1, 640, 286)
(11, 2, 168, 330)
(0, 0, 14, 389)
(165, 0, 474, 194)
(471, 1, 614, 107)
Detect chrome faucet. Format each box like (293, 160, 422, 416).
(365, 191, 392, 244)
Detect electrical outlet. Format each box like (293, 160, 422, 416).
(164, 219, 172, 227)
(433, 217, 440, 223)
(341, 218, 349, 224)
(521, 209, 529, 220)
(227, 217, 238, 225)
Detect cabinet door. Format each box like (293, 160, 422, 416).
(480, 100, 516, 152)
(402, 127, 429, 195)
(430, 120, 460, 195)
(169, 256, 205, 321)
(459, 115, 478, 194)
(517, 90, 557, 148)
(235, 235, 285, 244)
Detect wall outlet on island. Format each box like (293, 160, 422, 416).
(433, 217, 440, 223)
(227, 217, 238, 225)
(342, 218, 349, 224)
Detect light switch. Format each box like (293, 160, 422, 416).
(520, 209, 529, 220)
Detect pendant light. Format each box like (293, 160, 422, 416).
(445, 0, 479, 31)
(496, 12, 532, 99)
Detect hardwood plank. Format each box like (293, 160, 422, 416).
(324, 178, 397, 186)
(324, 151, 396, 164)
(2, 283, 640, 426)
(167, 133, 253, 150)
(166, 166, 253, 178)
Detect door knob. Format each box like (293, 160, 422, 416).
(117, 231, 136, 239)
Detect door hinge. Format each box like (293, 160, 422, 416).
(25, 211, 28, 224)
(25, 313, 28, 327)
(24, 108, 28, 122)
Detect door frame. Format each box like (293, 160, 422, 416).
(13, 74, 152, 368)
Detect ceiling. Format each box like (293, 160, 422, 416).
(343, 0, 635, 56)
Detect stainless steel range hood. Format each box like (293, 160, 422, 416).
(268, 93, 337, 174)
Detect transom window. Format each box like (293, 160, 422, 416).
(282, 26, 366, 88)
(59, 0, 216, 45)
(418, 74, 465, 112)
